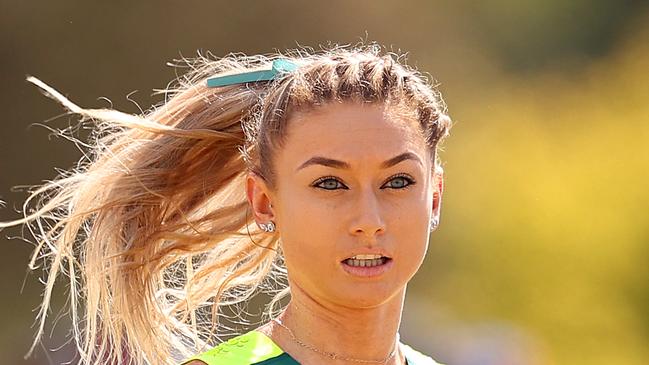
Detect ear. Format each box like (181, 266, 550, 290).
(431, 166, 444, 223)
(245, 172, 276, 230)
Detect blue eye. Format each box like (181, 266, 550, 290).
(383, 174, 416, 189)
(312, 176, 348, 190)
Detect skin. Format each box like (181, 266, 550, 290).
(241, 101, 443, 365)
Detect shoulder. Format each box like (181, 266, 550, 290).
(401, 342, 447, 365)
(179, 330, 285, 365)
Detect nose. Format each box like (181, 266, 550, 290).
(349, 188, 386, 239)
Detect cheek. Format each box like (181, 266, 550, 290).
(278, 213, 341, 295)
(278, 186, 338, 235)
(390, 198, 431, 264)
(276, 190, 339, 265)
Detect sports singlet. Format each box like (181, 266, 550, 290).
(179, 330, 446, 365)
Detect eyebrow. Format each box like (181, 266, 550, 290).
(296, 152, 423, 172)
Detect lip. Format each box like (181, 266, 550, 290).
(340, 258, 394, 278)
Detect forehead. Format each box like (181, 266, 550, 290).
(278, 102, 427, 168)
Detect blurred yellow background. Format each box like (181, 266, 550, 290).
(1, 1, 647, 364)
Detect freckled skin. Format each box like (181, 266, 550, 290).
(246, 101, 443, 364)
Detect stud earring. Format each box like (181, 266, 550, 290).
(429, 217, 439, 231)
(259, 220, 276, 233)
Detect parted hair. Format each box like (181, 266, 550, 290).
(0, 43, 452, 365)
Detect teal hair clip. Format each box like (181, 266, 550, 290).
(206, 59, 298, 88)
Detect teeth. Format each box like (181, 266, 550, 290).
(345, 258, 387, 267)
(350, 254, 383, 260)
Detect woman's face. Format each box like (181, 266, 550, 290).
(248, 101, 443, 308)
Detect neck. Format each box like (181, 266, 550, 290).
(268, 282, 408, 365)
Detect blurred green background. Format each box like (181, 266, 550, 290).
(1, 1, 648, 364)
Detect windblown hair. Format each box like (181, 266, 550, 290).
(0, 43, 452, 365)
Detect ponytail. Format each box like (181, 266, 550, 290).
(1, 56, 288, 365)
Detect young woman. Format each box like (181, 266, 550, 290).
(0, 44, 452, 365)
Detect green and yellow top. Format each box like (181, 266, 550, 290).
(180, 330, 445, 365)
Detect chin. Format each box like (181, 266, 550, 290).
(331, 286, 402, 309)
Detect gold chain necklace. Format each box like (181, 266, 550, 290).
(271, 317, 401, 364)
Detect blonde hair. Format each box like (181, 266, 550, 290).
(0, 43, 452, 365)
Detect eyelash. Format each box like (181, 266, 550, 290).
(311, 173, 417, 191)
